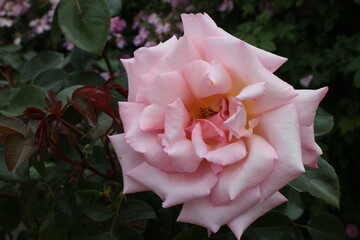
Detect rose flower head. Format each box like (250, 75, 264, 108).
(110, 13, 327, 239)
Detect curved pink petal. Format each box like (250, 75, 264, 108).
(108, 134, 149, 194)
(204, 140, 247, 166)
(191, 122, 208, 158)
(183, 60, 232, 98)
(126, 162, 217, 208)
(211, 135, 277, 205)
(177, 186, 261, 233)
(139, 104, 165, 131)
(119, 102, 176, 172)
(162, 99, 202, 172)
(121, 36, 178, 101)
(235, 81, 267, 101)
(204, 37, 297, 114)
(228, 191, 288, 240)
(292, 87, 328, 167)
(255, 103, 305, 201)
(223, 104, 249, 139)
(181, 13, 287, 72)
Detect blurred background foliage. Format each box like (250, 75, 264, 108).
(0, 0, 359, 239)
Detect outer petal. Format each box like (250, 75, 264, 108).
(228, 191, 288, 240)
(162, 99, 203, 172)
(292, 87, 328, 167)
(119, 102, 176, 172)
(211, 135, 277, 205)
(204, 37, 297, 114)
(121, 36, 178, 102)
(126, 162, 217, 208)
(181, 13, 287, 72)
(177, 186, 261, 233)
(255, 103, 305, 201)
(108, 134, 149, 194)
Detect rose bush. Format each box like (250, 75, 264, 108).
(110, 13, 327, 239)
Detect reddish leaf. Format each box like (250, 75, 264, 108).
(34, 120, 49, 158)
(4, 133, 35, 174)
(23, 107, 46, 120)
(70, 94, 98, 128)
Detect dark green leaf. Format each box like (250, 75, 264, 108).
(278, 187, 304, 220)
(33, 68, 68, 92)
(0, 88, 19, 107)
(0, 197, 21, 233)
(51, 4, 63, 47)
(108, 0, 122, 17)
(70, 71, 105, 86)
(75, 189, 113, 222)
(307, 213, 345, 240)
(39, 212, 67, 240)
(56, 85, 83, 104)
(314, 108, 334, 136)
(289, 158, 340, 208)
(4, 133, 35, 174)
(70, 48, 98, 71)
(118, 199, 156, 222)
(58, 0, 111, 55)
(6, 85, 46, 116)
(20, 51, 64, 82)
(172, 226, 207, 240)
(0, 145, 29, 182)
(0, 116, 27, 138)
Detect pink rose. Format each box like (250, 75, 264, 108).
(110, 13, 327, 239)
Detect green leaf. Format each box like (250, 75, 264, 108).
(20, 51, 64, 82)
(289, 158, 340, 208)
(0, 116, 27, 138)
(70, 71, 105, 86)
(33, 68, 68, 92)
(4, 133, 35, 174)
(118, 200, 156, 222)
(51, 4, 63, 47)
(172, 226, 207, 240)
(314, 108, 334, 136)
(58, 0, 111, 55)
(56, 85, 83, 104)
(70, 48, 98, 71)
(39, 212, 67, 240)
(75, 189, 113, 222)
(307, 213, 345, 240)
(108, 0, 122, 17)
(0, 197, 21, 233)
(0, 88, 19, 107)
(0, 145, 29, 182)
(7, 85, 46, 116)
(278, 187, 304, 220)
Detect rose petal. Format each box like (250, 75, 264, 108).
(163, 99, 202, 172)
(204, 140, 247, 166)
(177, 186, 261, 233)
(228, 191, 288, 240)
(235, 81, 267, 101)
(204, 37, 297, 114)
(292, 87, 328, 167)
(119, 101, 176, 172)
(256, 103, 305, 201)
(211, 134, 277, 205)
(121, 36, 178, 101)
(108, 134, 149, 194)
(183, 59, 232, 98)
(223, 104, 249, 139)
(126, 162, 217, 208)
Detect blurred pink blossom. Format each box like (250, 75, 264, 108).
(110, 16, 126, 34)
(218, 0, 234, 12)
(300, 74, 313, 87)
(29, 17, 51, 34)
(114, 34, 126, 49)
(1, 0, 30, 17)
(155, 22, 171, 35)
(148, 13, 160, 26)
(170, 0, 188, 8)
(63, 40, 75, 51)
(133, 27, 149, 46)
(0, 17, 12, 27)
(346, 224, 358, 238)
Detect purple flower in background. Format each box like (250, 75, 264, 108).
(218, 0, 234, 12)
(170, 0, 188, 8)
(0, 17, 12, 27)
(132, 11, 145, 30)
(155, 22, 171, 35)
(1, 0, 30, 17)
(300, 74, 313, 87)
(133, 27, 149, 46)
(63, 39, 75, 51)
(114, 33, 126, 49)
(110, 16, 126, 34)
(29, 17, 51, 34)
(148, 13, 160, 26)
(346, 224, 358, 238)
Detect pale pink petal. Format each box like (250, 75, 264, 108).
(177, 186, 261, 233)
(191, 123, 208, 157)
(119, 102, 176, 172)
(223, 104, 249, 139)
(292, 87, 328, 167)
(211, 135, 277, 205)
(255, 103, 305, 200)
(181, 13, 286, 72)
(183, 60, 232, 98)
(126, 162, 217, 208)
(163, 99, 202, 172)
(139, 104, 165, 131)
(204, 37, 297, 114)
(228, 192, 288, 240)
(235, 81, 267, 101)
(108, 134, 149, 194)
(204, 140, 247, 166)
(121, 36, 178, 101)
